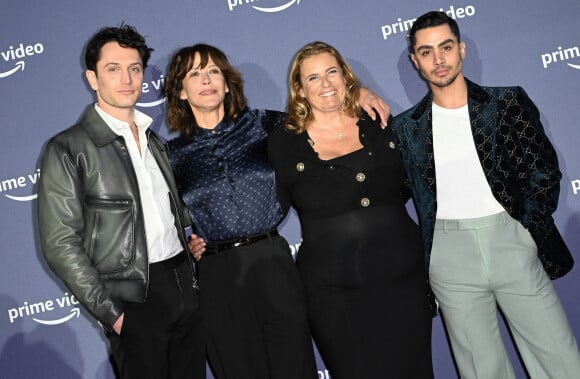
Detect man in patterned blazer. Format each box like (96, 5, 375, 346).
(392, 10, 580, 379)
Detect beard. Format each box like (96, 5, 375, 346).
(427, 57, 463, 88)
(431, 71, 459, 88)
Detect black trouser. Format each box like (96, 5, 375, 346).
(199, 235, 317, 379)
(107, 254, 205, 379)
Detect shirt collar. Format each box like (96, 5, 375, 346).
(93, 103, 153, 135)
(197, 117, 234, 137)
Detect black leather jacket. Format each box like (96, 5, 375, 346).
(38, 105, 194, 329)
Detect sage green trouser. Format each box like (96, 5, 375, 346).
(430, 212, 580, 379)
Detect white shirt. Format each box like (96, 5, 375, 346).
(94, 104, 182, 263)
(432, 102, 505, 219)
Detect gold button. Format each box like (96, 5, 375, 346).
(296, 162, 305, 172)
(389, 141, 396, 149)
(356, 173, 366, 182)
(360, 197, 370, 207)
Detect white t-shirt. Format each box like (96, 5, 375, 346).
(432, 102, 504, 219)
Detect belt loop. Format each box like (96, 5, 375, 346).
(502, 212, 508, 226)
(443, 220, 448, 234)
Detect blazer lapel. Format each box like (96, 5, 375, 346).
(466, 79, 497, 181)
(406, 95, 437, 193)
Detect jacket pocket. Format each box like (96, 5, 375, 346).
(84, 198, 135, 274)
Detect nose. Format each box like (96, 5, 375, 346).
(120, 69, 132, 84)
(201, 71, 211, 84)
(320, 74, 331, 87)
(433, 50, 445, 65)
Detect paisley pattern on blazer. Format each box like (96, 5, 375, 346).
(392, 79, 573, 279)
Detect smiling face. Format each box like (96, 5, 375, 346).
(86, 41, 144, 119)
(179, 52, 229, 117)
(297, 52, 347, 115)
(411, 24, 466, 89)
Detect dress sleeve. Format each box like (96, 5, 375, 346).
(261, 109, 287, 135)
(267, 126, 292, 216)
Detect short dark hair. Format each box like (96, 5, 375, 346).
(164, 44, 247, 136)
(409, 11, 461, 51)
(84, 24, 153, 72)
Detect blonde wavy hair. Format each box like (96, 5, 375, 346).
(285, 41, 362, 134)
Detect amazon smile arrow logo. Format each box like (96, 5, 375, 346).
(252, 0, 301, 13)
(228, 0, 302, 13)
(137, 97, 167, 107)
(0, 61, 25, 78)
(33, 308, 81, 325)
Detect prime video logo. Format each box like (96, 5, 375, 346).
(1, 169, 40, 202)
(572, 179, 580, 195)
(0, 42, 45, 79)
(541, 45, 580, 69)
(8, 293, 80, 326)
(137, 71, 167, 108)
(227, 0, 301, 13)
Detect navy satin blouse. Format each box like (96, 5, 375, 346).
(166, 108, 285, 242)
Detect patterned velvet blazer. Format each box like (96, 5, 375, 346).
(392, 78, 573, 279)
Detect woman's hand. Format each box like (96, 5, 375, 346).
(188, 234, 206, 261)
(359, 87, 391, 128)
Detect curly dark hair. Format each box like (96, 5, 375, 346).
(84, 23, 153, 72)
(164, 44, 247, 137)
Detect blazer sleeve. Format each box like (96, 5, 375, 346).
(513, 87, 562, 226)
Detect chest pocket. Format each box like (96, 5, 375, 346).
(84, 198, 135, 273)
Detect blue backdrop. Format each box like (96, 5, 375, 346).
(1, 1, 579, 377)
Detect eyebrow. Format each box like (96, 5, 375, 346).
(304, 66, 339, 77)
(191, 63, 218, 70)
(103, 62, 143, 67)
(416, 38, 456, 52)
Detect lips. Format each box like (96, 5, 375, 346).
(433, 66, 450, 76)
(320, 90, 337, 97)
(200, 89, 217, 96)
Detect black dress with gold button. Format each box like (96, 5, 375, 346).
(268, 113, 434, 379)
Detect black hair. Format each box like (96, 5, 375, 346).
(84, 23, 153, 71)
(408, 11, 461, 51)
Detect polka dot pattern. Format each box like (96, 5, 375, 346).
(166, 108, 286, 242)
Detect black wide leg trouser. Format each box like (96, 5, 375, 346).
(199, 235, 317, 379)
(107, 254, 205, 379)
